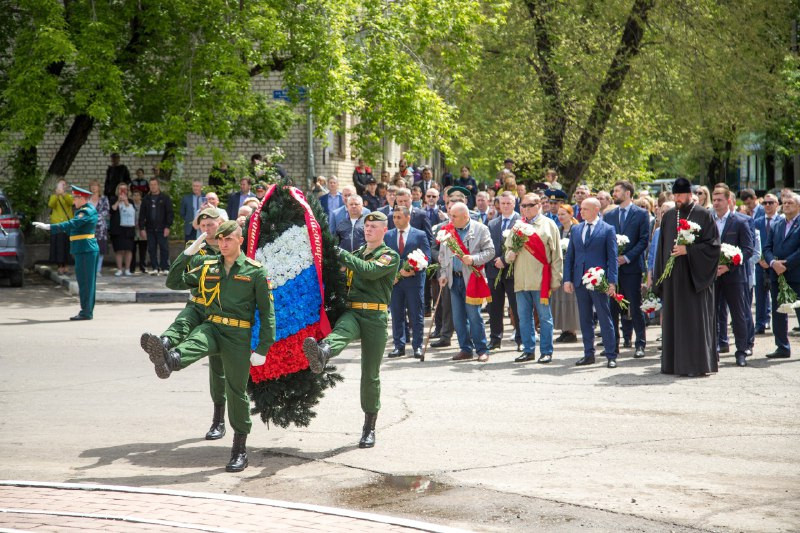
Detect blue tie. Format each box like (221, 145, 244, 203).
(501, 218, 510, 232)
(619, 208, 626, 230)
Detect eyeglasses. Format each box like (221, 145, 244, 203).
(763, 200, 777, 205)
(520, 203, 538, 208)
(425, 194, 437, 198)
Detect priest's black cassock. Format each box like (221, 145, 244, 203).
(654, 202, 721, 375)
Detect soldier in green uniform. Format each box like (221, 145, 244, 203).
(140, 206, 227, 441)
(140, 221, 276, 472)
(303, 211, 400, 448)
(33, 185, 99, 320)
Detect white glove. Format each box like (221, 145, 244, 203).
(250, 352, 266, 366)
(32, 222, 51, 231)
(184, 232, 207, 255)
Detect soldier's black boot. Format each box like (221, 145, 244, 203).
(226, 433, 248, 472)
(358, 412, 377, 448)
(205, 403, 226, 440)
(141, 333, 180, 379)
(302, 338, 331, 374)
(161, 336, 172, 352)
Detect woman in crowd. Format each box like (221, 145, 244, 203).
(131, 190, 148, 273)
(88, 179, 110, 277)
(696, 185, 712, 209)
(110, 182, 136, 276)
(551, 204, 580, 343)
(48, 179, 73, 275)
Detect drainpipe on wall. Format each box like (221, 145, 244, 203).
(307, 104, 316, 191)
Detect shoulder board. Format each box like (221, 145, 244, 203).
(203, 258, 219, 265)
(245, 257, 262, 267)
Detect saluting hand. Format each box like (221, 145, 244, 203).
(184, 232, 207, 255)
(32, 222, 51, 231)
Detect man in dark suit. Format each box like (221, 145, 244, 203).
(711, 187, 756, 366)
(390, 188, 433, 248)
(486, 191, 522, 350)
(319, 176, 344, 224)
(226, 178, 255, 221)
(180, 179, 206, 242)
(606, 180, 650, 357)
(335, 195, 367, 252)
(754, 193, 781, 333)
(385, 206, 431, 359)
(563, 198, 619, 368)
(763, 193, 800, 359)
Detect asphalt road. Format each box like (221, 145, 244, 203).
(1, 273, 798, 532)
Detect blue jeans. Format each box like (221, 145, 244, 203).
(449, 275, 488, 355)
(516, 290, 554, 355)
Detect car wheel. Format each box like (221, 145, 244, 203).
(9, 269, 23, 287)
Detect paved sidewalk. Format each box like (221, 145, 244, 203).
(35, 264, 190, 303)
(0, 481, 468, 532)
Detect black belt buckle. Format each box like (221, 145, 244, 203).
(453, 271, 463, 278)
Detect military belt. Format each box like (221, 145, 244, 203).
(189, 295, 206, 305)
(207, 314, 251, 328)
(70, 233, 95, 241)
(347, 302, 388, 312)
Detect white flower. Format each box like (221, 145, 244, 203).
(436, 230, 451, 243)
(560, 238, 569, 252)
(616, 235, 630, 247)
(794, 301, 800, 309)
(521, 224, 535, 236)
(502, 229, 511, 239)
(406, 249, 429, 270)
(777, 303, 795, 314)
(255, 225, 313, 287)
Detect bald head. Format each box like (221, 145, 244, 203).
(449, 202, 471, 229)
(580, 198, 601, 223)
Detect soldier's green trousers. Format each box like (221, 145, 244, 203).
(174, 321, 252, 434)
(74, 251, 98, 319)
(325, 309, 388, 413)
(162, 303, 226, 406)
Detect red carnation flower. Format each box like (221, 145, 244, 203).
(732, 254, 741, 266)
(615, 294, 624, 302)
(591, 279, 598, 285)
(678, 219, 690, 231)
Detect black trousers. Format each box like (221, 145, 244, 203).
(488, 274, 521, 345)
(146, 229, 170, 271)
(611, 272, 646, 350)
(715, 279, 752, 356)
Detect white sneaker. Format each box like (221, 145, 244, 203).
(159, 270, 168, 276)
(124, 270, 132, 276)
(149, 270, 158, 276)
(114, 269, 123, 277)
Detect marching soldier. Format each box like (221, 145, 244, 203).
(141, 206, 226, 440)
(33, 185, 99, 320)
(303, 211, 400, 448)
(140, 220, 275, 472)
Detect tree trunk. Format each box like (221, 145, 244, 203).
(561, 0, 656, 197)
(43, 114, 95, 191)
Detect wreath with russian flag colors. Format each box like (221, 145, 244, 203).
(245, 183, 347, 428)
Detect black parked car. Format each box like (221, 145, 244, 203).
(0, 190, 25, 287)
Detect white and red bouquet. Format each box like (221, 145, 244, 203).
(396, 248, 428, 282)
(719, 243, 743, 267)
(436, 229, 481, 278)
(616, 234, 630, 256)
(776, 274, 800, 314)
(582, 267, 629, 310)
(641, 290, 662, 314)
(560, 237, 570, 253)
(502, 220, 535, 278)
(657, 218, 701, 284)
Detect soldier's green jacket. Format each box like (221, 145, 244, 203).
(340, 243, 400, 304)
(166, 241, 220, 305)
(50, 203, 99, 254)
(166, 251, 276, 355)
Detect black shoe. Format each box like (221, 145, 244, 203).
(430, 330, 442, 339)
(303, 337, 331, 373)
(634, 347, 646, 358)
(488, 340, 502, 350)
(622, 340, 632, 349)
(607, 359, 617, 368)
(69, 314, 91, 320)
(359, 413, 377, 448)
(205, 404, 226, 440)
(765, 350, 791, 359)
(430, 339, 451, 348)
(141, 332, 180, 379)
(161, 336, 172, 352)
(514, 352, 536, 363)
(388, 349, 406, 358)
(718, 345, 730, 354)
(575, 356, 596, 366)
(555, 331, 578, 343)
(735, 354, 747, 367)
(755, 328, 766, 335)
(538, 354, 552, 364)
(413, 347, 423, 359)
(225, 433, 248, 472)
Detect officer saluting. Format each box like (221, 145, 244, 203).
(141, 220, 276, 472)
(34, 184, 99, 320)
(303, 210, 400, 448)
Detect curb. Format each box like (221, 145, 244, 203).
(34, 264, 190, 303)
(0, 480, 471, 533)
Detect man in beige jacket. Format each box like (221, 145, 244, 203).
(505, 193, 563, 363)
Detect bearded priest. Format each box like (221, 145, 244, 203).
(654, 178, 721, 377)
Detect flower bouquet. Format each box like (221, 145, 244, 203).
(719, 243, 743, 267)
(616, 234, 630, 256)
(657, 218, 701, 285)
(396, 248, 428, 283)
(436, 226, 492, 305)
(776, 274, 800, 314)
(436, 229, 482, 277)
(641, 290, 662, 314)
(560, 237, 570, 253)
(582, 267, 629, 310)
(502, 220, 535, 278)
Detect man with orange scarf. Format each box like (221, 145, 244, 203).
(505, 193, 563, 363)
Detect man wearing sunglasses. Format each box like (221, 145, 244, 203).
(755, 194, 782, 334)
